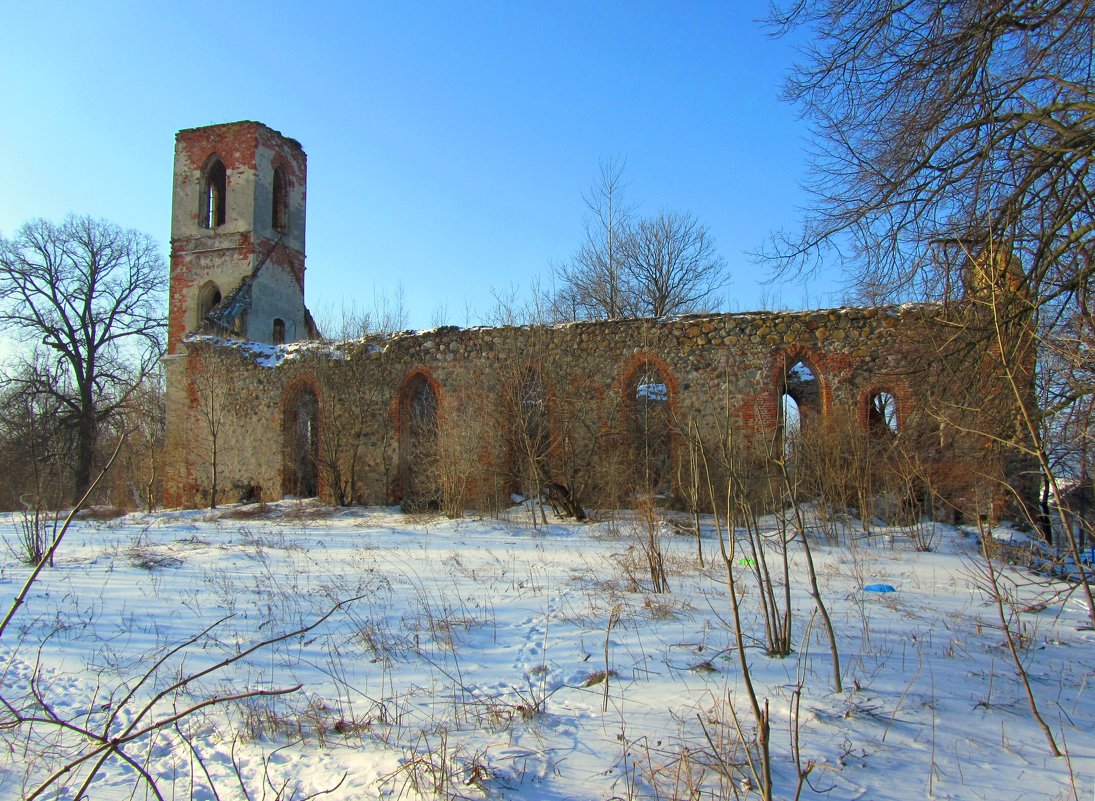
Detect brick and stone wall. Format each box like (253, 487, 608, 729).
(163, 302, 1020, 520)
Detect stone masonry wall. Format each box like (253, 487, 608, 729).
(164, 302, 1015, 520)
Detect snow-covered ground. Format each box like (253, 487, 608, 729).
(1, 501, 1091, 800)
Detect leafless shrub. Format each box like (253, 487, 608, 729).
(74, 504, 128, 520)
(279, 498, 338, 522)
(581, 668, 618, 687)
(435, 399, 487, 519)
(221, 500, 271, 519)
(774, 433, 844, 693)
(635, 497, 671, 594)
(700, 418, 795, 659)
(126, 545, 184, 571)
(380, 730, 495, 800)
(642, 594, 680, 620)
(13, 502, 60, 567)
(905, 519, 941, 553)
(234, 692, 374, 746)
(966, 521, 1061, 757)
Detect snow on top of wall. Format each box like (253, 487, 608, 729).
(183, 300, 941, 368)
(183, 334, 352, 367)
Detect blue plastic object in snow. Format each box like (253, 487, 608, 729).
(863, 583, 897, 593)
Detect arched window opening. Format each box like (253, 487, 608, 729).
(201, 157, 227, 229)
(272, 318, 286, 345)
(867, 391, 898, 434)
(282, 384, 319, 498)
(197, 281, 221, 323)
(399, 374, 440, 511)
(630, 362, 672, 496)
(781, 393, 802, 460)
(272, 166, 289, 233)
(508, 371, 550, 499)
(779, 358, 820, 462)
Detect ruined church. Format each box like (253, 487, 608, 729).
(163, 121, 1031, 520)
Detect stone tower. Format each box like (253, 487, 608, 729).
(166, 121, 310, 353)
(162, 121, 312, 507)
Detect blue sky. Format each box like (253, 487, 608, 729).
(0, 1, 843, 330)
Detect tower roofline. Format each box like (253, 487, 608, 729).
(175, 120, 303, 151)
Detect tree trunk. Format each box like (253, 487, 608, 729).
(74, 408, 97, 502)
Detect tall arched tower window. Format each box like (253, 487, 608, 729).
(201, 157, 227, 229)
(272, 166, 288, 233)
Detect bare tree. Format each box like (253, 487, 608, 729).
(766, 1, 1093, 304)
(188, 346, 239, 510)
(0, 216, 166, 499)
(315, 284, 409, 341)
(621, 210, 726, 317)
(0, 358, 70, 563)
(767, 0, 1094, 596)
(0, 356, 73, 513)
(554, 157, 634, 320)
(555, 161, 727, 320)
(102, 369, 166, 512)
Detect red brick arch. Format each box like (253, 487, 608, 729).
(770, 346, 833, 423)
(860, 383, 910, 433)
(616, 352, 681, 413)
(393, 367, 443, 506)
(616, 353, 681, 497)
(393, 367, 443, 431)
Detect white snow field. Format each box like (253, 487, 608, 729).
(1, 501, 1092, 800)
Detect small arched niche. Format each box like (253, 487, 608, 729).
(197, 281, 222, 323)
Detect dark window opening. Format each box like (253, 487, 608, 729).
(399, 375, 440, 511)
(282, 385, 319, 498)
(272, 318, 286, 344)
(272, 166, 289, 233)
(201, 158, 227, 229)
